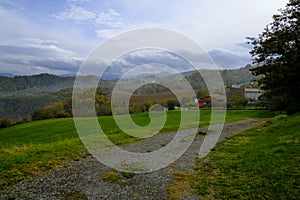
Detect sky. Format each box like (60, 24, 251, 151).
(0, 0, 289, 76)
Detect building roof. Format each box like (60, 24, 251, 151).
(244, 88, 263, 93)
(210, 94, 226, 101)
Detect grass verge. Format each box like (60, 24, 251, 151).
(191, 113, 300, 199)
(166, 171, 193, 200)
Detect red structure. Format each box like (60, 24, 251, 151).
(198, 96, 211, 108)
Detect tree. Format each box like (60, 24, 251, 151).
(167, 99, 179, 110)
(144, 100, 154, 112)
(56, 110, 71, 118)
(32, 109, 47, 121)
(231, 89, 247, 109)
(98, 103, 112, 116)
(196, 88, 209, 99)
(52, 102, 64, 117)
(0, 118, 14, 128)
(130, 103, 145, 113)
(248, 0, 300, 114)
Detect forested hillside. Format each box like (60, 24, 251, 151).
(0, 73, 74, 95)
(0, 65, 257, 119)
(0, 89, 73, 120)
(0, 73, 112, 95)
(220, 65, 256, 85)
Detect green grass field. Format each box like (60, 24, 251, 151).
(0, 110, 278, 189)
(192, 113, 300, 199)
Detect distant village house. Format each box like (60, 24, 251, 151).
(244, 88, 264, 101)
(198, 94, 226, 108)
(198, 96, 211, 108)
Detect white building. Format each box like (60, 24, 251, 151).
(245, 88, 264, 101)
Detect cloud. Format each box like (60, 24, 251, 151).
(0, 37, 75, 57)
(0, 56, 83, 76)
(0, 0, 289, 76)
(0, 5, 96, 75)
(53, 5, 122, 28)
(0, 60, 78, 76)
(52, 5, 96, 23)
(0, 37, 84, 75)
(208, 49, 251, 69)
(95, 9, 122, 28)
(29, 57, 83, 71)
(236, 42, 253, 50)
(99, 49, 196, 79)
(95, 29, 124, 39)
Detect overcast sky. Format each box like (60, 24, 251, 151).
(0, 0, 289, 76)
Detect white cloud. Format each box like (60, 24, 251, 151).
(0, 4, 93, 75)
(163, 0, 288, 50)
(0, 53, 84, 75)
(0, 0, 290, 76)
(53, 5, 96, 23)
(0, 37, 76, 57)
(95, 29, 124, 39)
(94, 21, 170, 40)
(95, 9, 122, 28)
(53, 5, 122, 28)
(208, 48, 251, 69)
(0, 35, 85, 75)
(21, 38, 75, 56)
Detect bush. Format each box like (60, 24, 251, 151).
(0, 118, 14, 128)
(32, 109, 53, 120)
(167, 100, 176, 110)
(56, 110, 71, 118)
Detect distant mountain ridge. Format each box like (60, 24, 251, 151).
(0, 65, 256, 96)
(0, 73, 74, 95)
(0, 65, 257, 119)
(0, 73, 107, 96)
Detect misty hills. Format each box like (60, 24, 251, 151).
(0, 73, 117, 96)
(0, 73, 90, 96)
(0, 65, 256, 119)
(0, 65, 255, 96)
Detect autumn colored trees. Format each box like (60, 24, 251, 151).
(32, 100, 72, 120)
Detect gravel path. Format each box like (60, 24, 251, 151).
(1, 119, 264, 200)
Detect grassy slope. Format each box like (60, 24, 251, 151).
(0, 110, 276, 188)
(192, 114, 300, 199)
(0, 118, 84, 188)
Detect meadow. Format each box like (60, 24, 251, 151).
(0, 110, 278, 188)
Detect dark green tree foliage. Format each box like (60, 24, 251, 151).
(0, 118, 14, 129)
(0, 88, 73, 120)
(248, 0, 300, 114)
(167, 100, 179, 110)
